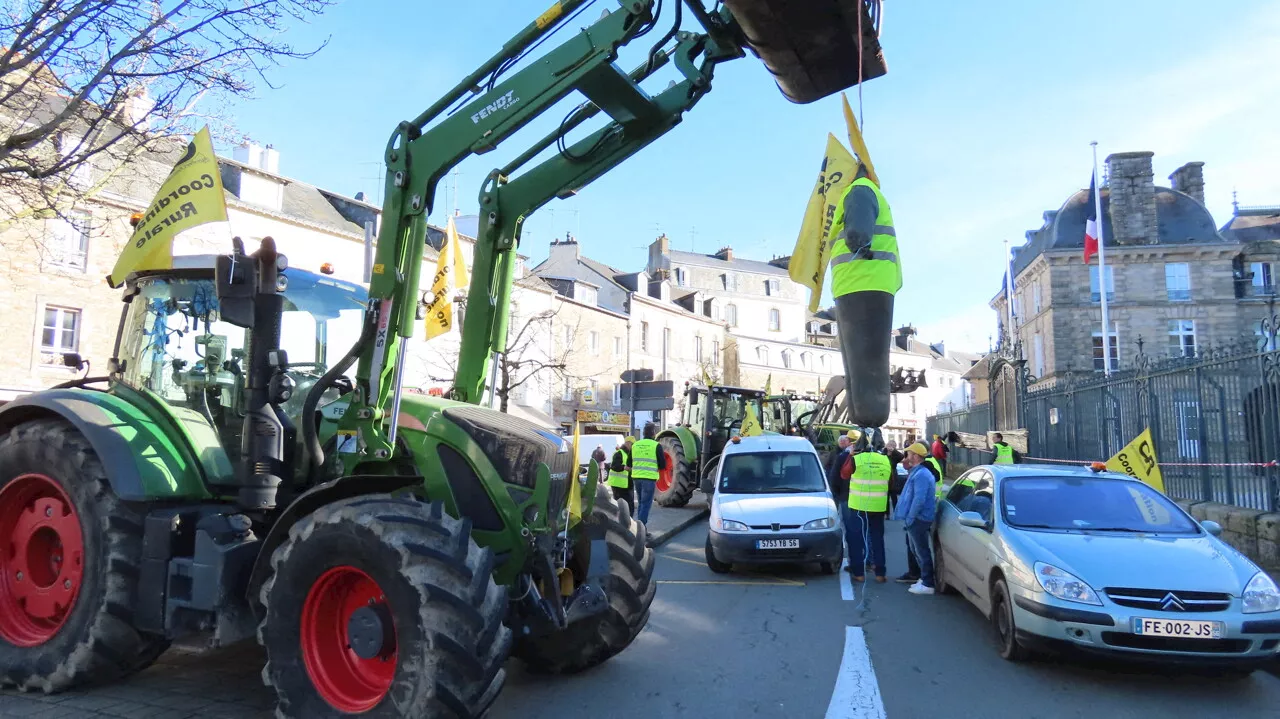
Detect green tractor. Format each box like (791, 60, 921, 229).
(0, 1, 886, 716)
(762, 391, 824, 436)
(654, 382, 767, 507)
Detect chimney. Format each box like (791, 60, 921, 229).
(931, 341, 947, 358)
(263, 145, 280, 175)
(548, 236, 580, 262)
(1105, 151, 1157, 245)
(120, 87, 154, 128)
(1169, 161, 1206, 205)
(714, 246, 734, 262)
(234, 142, 264, 170)
(647, 233, 670, 276)
(894, 325, 916, 352)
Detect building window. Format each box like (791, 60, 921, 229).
(562, 376, 572, 401)
(640, 321, 649, 352)
(563, 325, 573, 348)
(587, 379, 598, 404)
(1168, 319, 1196, 358)
(711, 340, 720, 366)
(614, 336, 623, 357)
(766, 278, 780, 296)
(909, 395, 916, 414)
(722, 273, 738, 292)
(1089, 265, 1115, 303)
(46, 210, 91, 271)
(41, 306, 81, 357)
(695, 335, 703, 362)
(675, 267, 688, 287)
(1032, 281, 1042, 314)
(1257, 322, 1277, 352)
(781, 349, 792, 369)
(613, 383, 622, 407)
(756, 346, 769, 365)
(726, 303, 738, 327)
(768, 308, 780, 332)
(664, 327, 672, 358)
(1165, 263, 1191, 301)
(1033, 334, 1044, 377)
(58, 134, 92, 189)
(800, 351, 811, 369)
(1092, 324, 1119, 371)
(1251, 262, 1275, 296)
(588, 331, 600, 355)
(819, 354, 828, 370)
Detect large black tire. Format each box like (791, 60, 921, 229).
(704, 536, 731, 574)
(0, 420, 169, 692)
(655, 437, 696, 508)
(259, 495, 510, 718)
(512, 484, 655, 674)
(932, 536, 957, 596)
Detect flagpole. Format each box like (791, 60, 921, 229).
(1004, 237, 1015, 342)
(1092, 141, 1112, 376)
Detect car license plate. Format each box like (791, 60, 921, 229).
(1131, 617, 1223, 639)
(756, 539, 800, 550)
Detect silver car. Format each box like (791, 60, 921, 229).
(934, 464, 1280, 673)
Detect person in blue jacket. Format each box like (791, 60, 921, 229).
(894, 442, 938, 595)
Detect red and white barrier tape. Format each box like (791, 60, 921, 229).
(1020, 456, 1279, 469)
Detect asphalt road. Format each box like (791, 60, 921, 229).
(4, 518, 1280, 718)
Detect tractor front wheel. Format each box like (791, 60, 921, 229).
(512, 484, 655, 673)
(655, 437, 696, 508)
(259, 495, 510, 718)
(0, 420, 168, 692)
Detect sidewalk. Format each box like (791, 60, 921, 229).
(643, 496, 710, 547)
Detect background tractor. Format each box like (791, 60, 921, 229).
(0, 1, 887, 717)
(655, 382, 767, 507)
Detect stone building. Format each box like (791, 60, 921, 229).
(992, 152, 1280, 385)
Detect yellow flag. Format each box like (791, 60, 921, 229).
(567, 421, 583, 526)
(1105, 428, 1165, 494)
(764, 374, 772, 396)
(841, 92, 878, 186)
(109, 126, 227, 288)
(788, 134, 859, 313)
(741, 404, 763, 437)
(425, 217, 470, 339)
(701, 365, 713, 387)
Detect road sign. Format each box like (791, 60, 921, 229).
(621, 368, 654, 383)
(630, 397, 675, 412)
(620, 380, 674, 400)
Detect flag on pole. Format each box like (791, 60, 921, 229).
(789, 134, 859, 313)
(740, 404, 764, 437)
(425, 216, 471, 339)
(840, 92, 878, 186)
(1084, 175, 1100, 264)
(109, 126, 227, 288)
(567, 421, 583, 527)
(763, 374, 772, 396)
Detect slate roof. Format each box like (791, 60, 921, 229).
(666, 249, 789, 277)
(1221, 207, 1280, 244)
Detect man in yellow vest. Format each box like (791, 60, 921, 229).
(992, 433, 1017, 464)
(609, 436, 636, 513)
(627, 423, 668, 525)
(840, 433, 891, 582)
(828, 162, 901, 428)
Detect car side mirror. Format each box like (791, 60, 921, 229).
(957, 511, 987, 530)
(1200, 520, 1223, 537)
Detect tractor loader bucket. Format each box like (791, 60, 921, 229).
(724, 0, 887, 104)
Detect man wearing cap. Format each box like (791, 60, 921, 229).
(840, 431, 891, 582)
(894, 442, 938, 594)
(610, 436, 636, 513)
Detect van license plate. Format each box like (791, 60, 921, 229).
(756, 539, 800, 549)
(1131, 618, 1223, 639)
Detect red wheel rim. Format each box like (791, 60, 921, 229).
(657, 452, 673, 493)
(301, 566, 396, 713)
(0, 473, 85, 647)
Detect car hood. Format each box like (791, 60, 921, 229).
(717, 493, 834, 526)
(1013, 530, 1255, 595)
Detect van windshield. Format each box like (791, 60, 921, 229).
(719, 451, 827, 494)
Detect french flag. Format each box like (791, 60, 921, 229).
(1084, 175, 1100, 264)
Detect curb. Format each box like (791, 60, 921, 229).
(647, 507, 710, 548)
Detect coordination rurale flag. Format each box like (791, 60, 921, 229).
(108, 126, 228, 288)
(424, 216, 471, 340)
(789, 133, 858, 313)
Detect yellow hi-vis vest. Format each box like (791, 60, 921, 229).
(630, 439, 660, 480)
(994, 443, 1014, 464)
(925, 457, 945, 499)
(848, 452, 891, 512)
(829, 177, 901, 297)
(609, 447, 631, 489)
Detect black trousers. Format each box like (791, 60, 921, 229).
(611, 485, 635, 514)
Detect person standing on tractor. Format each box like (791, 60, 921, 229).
(628, 423, 668, 525)
(840, 431, 891, 582)
(610, 436, 636, 513)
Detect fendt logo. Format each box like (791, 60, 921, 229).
(470, 90, 520, 124)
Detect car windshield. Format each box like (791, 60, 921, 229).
(1001, 476, 1199, 534)
(719, 451, 827, 494)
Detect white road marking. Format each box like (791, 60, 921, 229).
(839, 556, 854, 601)
(825, 626, 887, 719)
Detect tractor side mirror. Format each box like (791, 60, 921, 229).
(216, 238, 256, 327)
(61, 352, 86, 370)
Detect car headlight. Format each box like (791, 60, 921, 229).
(1243, 572, 1280, 614)
(719, 519, 749, 532)
(1034, 562, 1102, 606)
(803, 517, 835, 530)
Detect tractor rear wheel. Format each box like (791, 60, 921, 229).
(655, 437, 696, 508)
(259, 495, 510, 718)
(0, 420, 169, 692)
(512, 484, 655, 674)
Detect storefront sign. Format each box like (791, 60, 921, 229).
(576, 410, 630, 426)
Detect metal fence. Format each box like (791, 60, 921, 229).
(928, 333, 1280, 512)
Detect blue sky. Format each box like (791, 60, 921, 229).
(226, 0, 1280, 352)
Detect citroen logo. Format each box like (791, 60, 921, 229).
(1160, 592, 1186, 611)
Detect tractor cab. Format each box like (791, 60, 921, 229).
(763, 393, 822, 436)
(684, 383, 765, 461)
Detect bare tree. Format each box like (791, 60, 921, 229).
(494, 309, 568, 414)
(0, 0, 334, 225)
